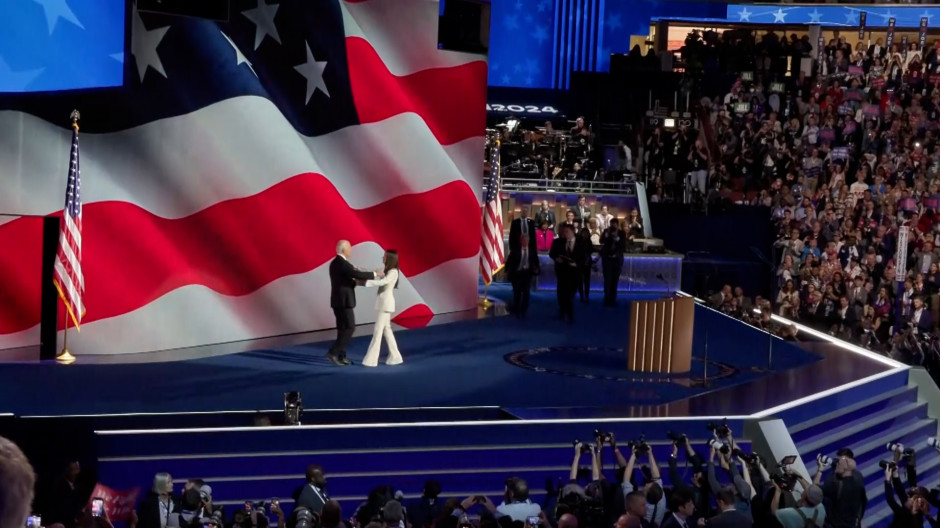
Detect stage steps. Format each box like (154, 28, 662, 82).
(95, 418, 750, 519)
(786, 373, 939, 528)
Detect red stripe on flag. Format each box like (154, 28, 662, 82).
(345, 37, 488, 146)
(0, 174, 480, 334)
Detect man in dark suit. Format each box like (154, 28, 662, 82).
(660, 488, 695, 528)
(705, 487, 752, 528)
(509, 206, 538, 253)
(295, 464, 329, 515)
(506, 233, 540, 317)
(328, 240, 378, 366)
(549, 224, 581, 324)
(910, 295, 932, 333)
(534, 200, 556, 231)
(574, 195, 592, 228)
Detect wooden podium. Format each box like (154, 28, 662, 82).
(627, 297, 694, 373)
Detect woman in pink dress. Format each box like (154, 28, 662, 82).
(535, 221, 554, 252)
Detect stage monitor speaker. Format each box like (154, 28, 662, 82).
(138, 0, 230, 21)
(627, 297, 694, 374)
(438, 0, 490, 54)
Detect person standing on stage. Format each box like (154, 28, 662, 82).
(506, 233, 540, 317)
(361, 250, 404, 367)
(600, 219, 627, 307)
(509, 206, 538, 254)
(328, 240, 380, 366)
(549, 224, 581, 324)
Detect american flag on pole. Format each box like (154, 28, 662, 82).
(54, 119, 85, 330)
(480, 139, 504, 285)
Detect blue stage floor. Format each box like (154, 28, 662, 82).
(0, 285, 822, 417)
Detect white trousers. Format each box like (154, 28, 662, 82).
(362, 311, 403, 367)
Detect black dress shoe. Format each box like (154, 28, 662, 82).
(340, 357, 352, 365)
(327, 354, 343, 366)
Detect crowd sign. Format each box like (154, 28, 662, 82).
(896, 226, 910, 278)
(859, 12, 867, 41)
(920, 17, 929, 50)
(88, 484, 140, 522)
(887, 17, 897, 48)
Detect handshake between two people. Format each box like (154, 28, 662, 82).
(355, 268, 385, 285)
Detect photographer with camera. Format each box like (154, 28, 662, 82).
(706, 441, 752, 521)
(614, 437, 666, 527)
(818, 454, 866, 528)
(769, 478, 825, 528)
(883, 462, 933, 528)
(667, 434, 709, 521)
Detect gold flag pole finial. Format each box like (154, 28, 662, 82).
(70, 109, 80, 131)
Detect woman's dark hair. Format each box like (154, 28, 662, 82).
(356, 486, 395, 527)
(384, 250, 400, 289)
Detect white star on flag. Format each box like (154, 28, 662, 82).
(738, 7, 752, 22)
(31, 0, 84, 34)
(772, 9, 787, 23)
(131, 7, 170, 82)
(808, 9, 823, 23)
(0, 54, 43, 91)
(294, 41, 330, 104)
(844, 10, 857, 24)
(221, 32, 257, 77)
(241, 0, 281, 51)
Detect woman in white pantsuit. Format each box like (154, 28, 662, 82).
(362, 250, 404, 367)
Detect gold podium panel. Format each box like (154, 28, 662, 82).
(627, 297, 694, 373)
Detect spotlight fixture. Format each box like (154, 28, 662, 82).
(284, 391, 303, 425)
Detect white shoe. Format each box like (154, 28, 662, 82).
(386, 358, 403, 366)
(362, 362, 378, 367)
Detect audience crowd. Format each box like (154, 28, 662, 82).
(642, 28, 940, 370)
(9, 428, 940, 528)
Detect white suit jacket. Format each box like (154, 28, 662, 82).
(366, 268, 399, 313)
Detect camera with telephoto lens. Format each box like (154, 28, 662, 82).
(708, 437, 730, 455)
(594, 429, 613, 443)
(879, 460, 898, 470)
(707, 419, 731, 438)
(627, 436, 650, 453)
(817, 454, 833, 470)
(731, 448, 761, 466)
(205, 508, 224, 528)
(929, 437, 940, 450)
(667, 431, 688, 446)
(771, 471, 799, 491)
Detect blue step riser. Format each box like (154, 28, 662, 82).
(789, 389, 919, 444)
(96, 420, 748, 458)
(98, 442, 748, 497)
(775, 370, 910, 426)
(802, 421, 937, 474)
(97, 442, 745, 486)
(798, 407, 929, 457)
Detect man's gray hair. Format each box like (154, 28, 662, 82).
(336, 240, 351, 254)
(0, 435, 35, 528)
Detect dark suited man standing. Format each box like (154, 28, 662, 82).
(328, 240, 379, 366)
(506, 233, 539, 317)
(574, 196, 592, 228)
(549, 224, 581, 324)
(509, 206, 538, 253)
(600, 219, 626, 307)
(295, 464, 329, 514)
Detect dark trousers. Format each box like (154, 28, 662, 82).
(329, 307, 355, 359)
(578, 264, 592, 300)
(511, 270, 533, 316)
(556, 274, 577, 322)
(602, 258, 622, 306)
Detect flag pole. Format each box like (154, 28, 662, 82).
(479, 281, 493, 308)
(56, 110, 80, 365)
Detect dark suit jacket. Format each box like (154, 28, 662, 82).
(137, 493, 180, 528)
(296, 484, 327, 514)
(549, 237, 582, 281)
(911, 308, 933, 333)
(659, 514, 692, 528)
(535, 209, 556, 229)
(509, 217, 538, 252)
(329, 255, 374, 309)
(706, 509, 752, 528)
(506, 245, 540, 280)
